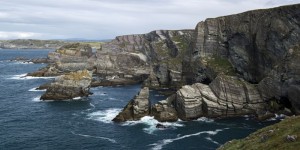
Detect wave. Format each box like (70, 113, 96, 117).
(13, 61, 33, 64)
(149, 128, 228, 150)
(28, 87, 46, 92)
(88, 108, 184, 134)
(267, 114, 286, 121)
(87, 108, 122, 124)
(32, 96, 41, 102)
(194, 117, 214, 123)
(8, 74, 55, 80)
(70, 131, 117, 143)
(73, 97, 82, 100)
(122, 116, 184, 134)
(205, 137, 220, 145)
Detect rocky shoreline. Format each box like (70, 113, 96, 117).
(25, 4, 300, 125)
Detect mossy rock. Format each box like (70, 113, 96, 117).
(206, 55, 236, 76)
(218, 116, 300, 150)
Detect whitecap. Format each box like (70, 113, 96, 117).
(195, 117, 214, 123)
(88, 108, 122, 124)
(73, 97, 82, 100)
(28, 87, 46, 92)
(122, 116, 184, 134)
(70, 131, 117, 143)
(32, 96, 41, 102)
(205, 137, 220, 145)
(149, 128, 228, 150)
(267, 113, 286, 121)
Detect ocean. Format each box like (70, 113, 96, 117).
(0, 49, 278, 150)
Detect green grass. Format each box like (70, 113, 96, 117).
(206, 55, 236, 76)
(219, 116, 300, 150)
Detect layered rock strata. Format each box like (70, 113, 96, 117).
(175, 75, 265, 120)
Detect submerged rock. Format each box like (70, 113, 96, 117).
(112, 87, 150, 122)
(40, 69, 92, 100)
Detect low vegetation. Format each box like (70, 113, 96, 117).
(219, 116, 300, 150)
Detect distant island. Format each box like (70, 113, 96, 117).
(0, 39, 110, 49)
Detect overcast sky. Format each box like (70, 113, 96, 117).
(0, 0, 299, 40)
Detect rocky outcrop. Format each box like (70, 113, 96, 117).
(40, 70, 92, 100)
(29, 43, 94, 77)
(113, 87, 150, 122)
(175, 75, 266, 120)
(152, 94, 178, 122)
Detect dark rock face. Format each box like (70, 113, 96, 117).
(113, 87, 150, 122)
(40, 70, 92, 100)
(188, 4, 300, 114)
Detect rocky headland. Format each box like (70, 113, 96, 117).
(31, 4, 300, 124)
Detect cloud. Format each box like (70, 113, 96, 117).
(0, 31, 42, 39)
(0, 0, 299, 40)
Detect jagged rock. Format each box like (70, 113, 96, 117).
(113, 87, 150, 122)
(40, 70, 92, 100)
(152, 94, 178, 122)
(175, 75, 266, 120)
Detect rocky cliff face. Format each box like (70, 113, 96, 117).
(100, 30, 194, 88)
(187, 4, 300, 114)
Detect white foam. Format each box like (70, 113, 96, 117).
(8, 74, 55, 80)
(32, 96, 41, 102)
(205, 137, 220, 145)
(122, 116, 184, 134)
(12, 61, 33, 65)
(71, 131, 117, 143)
(88, 108, 122, 124)
(28, 87, 46, 92)
(267, 114, 286, 121)
(195, 117, 214, 123)
(73, 97, 82, 100)
(149, 128, 228, 150)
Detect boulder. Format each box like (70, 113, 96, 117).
(113, 87, 150, 122)
(40, 69, 92, 100)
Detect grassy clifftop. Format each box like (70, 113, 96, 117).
(219, 116, 300, 150)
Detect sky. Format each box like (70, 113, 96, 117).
(0, 0, 299, 40)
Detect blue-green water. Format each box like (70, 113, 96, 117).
(0, 49, 278, 150)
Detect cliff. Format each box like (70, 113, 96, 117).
(30, 4, 300, 116)
(188, 4, 300, 114)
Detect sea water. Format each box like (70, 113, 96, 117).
(0, 49, 278, 150)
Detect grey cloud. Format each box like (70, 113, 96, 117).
(0, 0, 299, 40)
